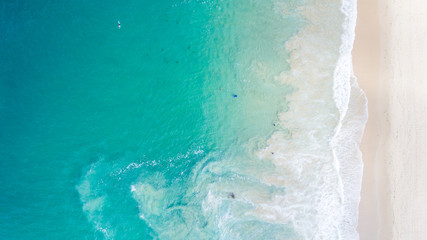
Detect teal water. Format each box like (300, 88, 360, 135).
(1, 0, 367, 239)
(0, 0, 300, 239)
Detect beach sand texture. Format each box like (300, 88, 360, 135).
(354, 0, 427, 239)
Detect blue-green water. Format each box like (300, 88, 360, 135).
(0, 0, 366, 239)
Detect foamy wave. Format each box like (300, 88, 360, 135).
(332, 0, 368, 239)
(254, 0, 367, 239)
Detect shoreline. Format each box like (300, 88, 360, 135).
(353, 0, 391, 238)
(354, 0, 427, 239)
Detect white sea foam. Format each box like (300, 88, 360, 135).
(332, 0, 368, 239)
(253, 0, 367, 239)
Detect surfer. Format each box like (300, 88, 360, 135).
(118, 20, 121, 29)
(228, 192, 235, 199)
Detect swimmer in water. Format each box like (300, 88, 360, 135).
(118, 21, 121, 29)
(228, 192, 235, 199)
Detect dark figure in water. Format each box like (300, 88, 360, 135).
(229, 192, 235, 199)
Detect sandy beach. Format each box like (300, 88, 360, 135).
(354, 0, 427, 239)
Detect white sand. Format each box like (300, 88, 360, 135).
(354, 0, 427, 239)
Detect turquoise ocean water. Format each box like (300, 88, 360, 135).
(0, 0, 367, 239)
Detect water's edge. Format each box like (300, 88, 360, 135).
(332, 0, 368, 239)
